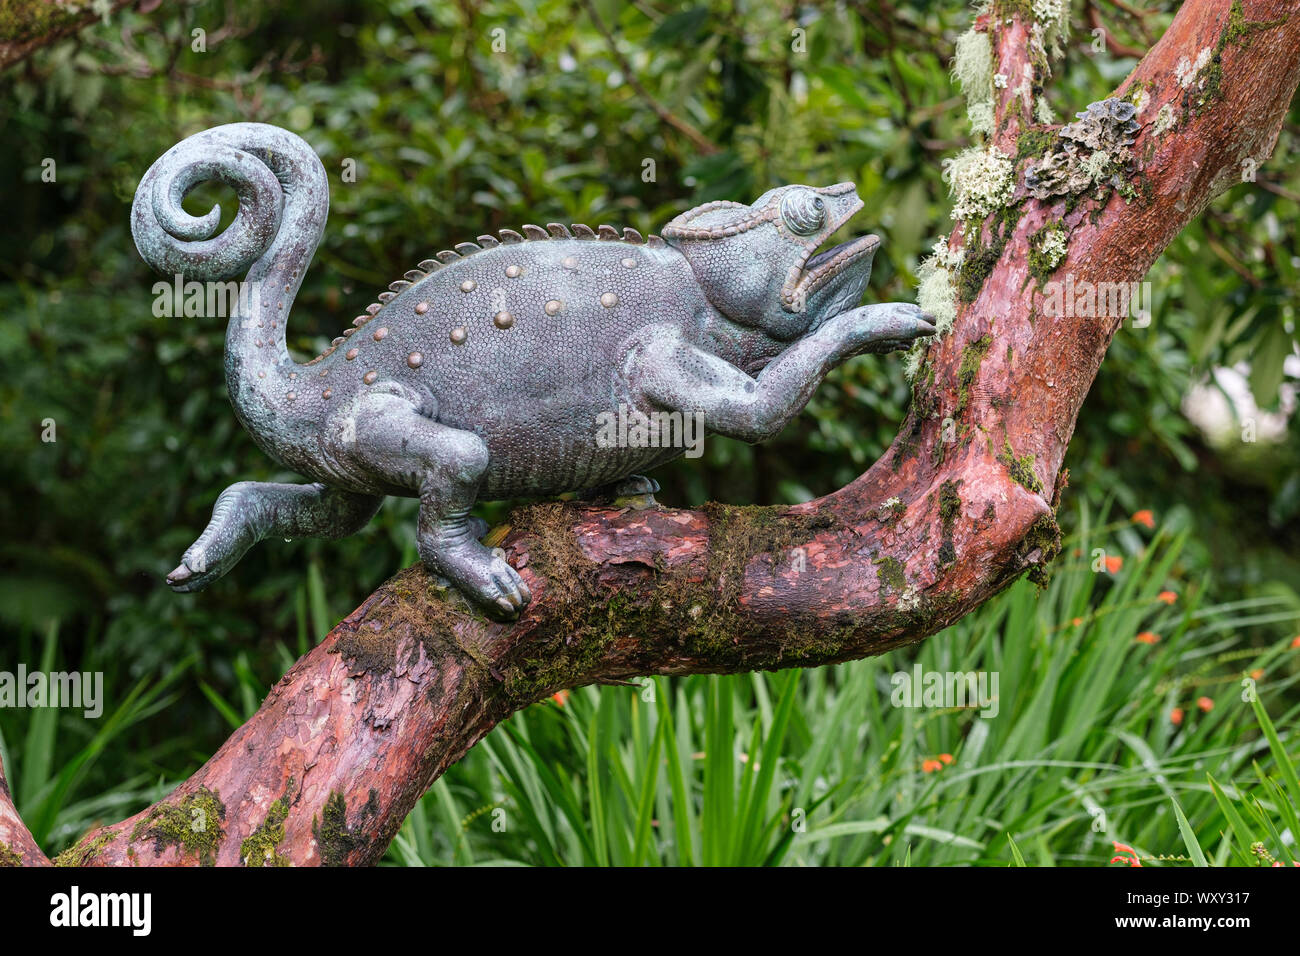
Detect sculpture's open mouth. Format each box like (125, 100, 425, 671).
(781, 185, 878, 309)
(788, 233, 880, 305)
(805, 234, 880, 287)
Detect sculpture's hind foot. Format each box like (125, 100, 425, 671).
(582, 475, 661, 509)
(348, 392, 531, 620)
(420, 532, 531, 621)
(167, 480, 382, 592)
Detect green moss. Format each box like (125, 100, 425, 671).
(954, 333, 993, 419)
(999, 440, 1044, 494)
(130, 786, 226, 866)
(0, 0, 91, 45)
(955, 204, 1022, 304)
(332, 560, 498, 680)
(1017, 513, 1063, 587)
(874, 555, 907, 592)
(313, 791, 358, 866)
(496, 501, 652, 700)
(1196, 1, 1285, 112)
(0, 842, 21, 867)
(937, 480, 962, 567)
(525, 501, 857, 678)
(1002, 94, 1024, 130)
(1015, 128, 1056, 163)
(1027, 221, 1068, 285)
(651, 502, 839, 667)
(939, 481, 961, 525)
(312, 788, 380, 866)
(52, 829, 115, 867)
(1134, 175, 1155, 206)
(241, 784, 293, 867)
(1123, 79, 1152, 107)
(911, 359, 937, 421)
(992, 0, 1033, 19)
(346, 498, 854, 707)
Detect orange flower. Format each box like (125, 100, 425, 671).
(551, 690, 570, 706)
(922, 758, 943, 773)
(1105, 555, 1123, 574)
(1158, 590, 1177, 604)
(1072, 617, 1084, 627)
(1291, 635, 1300, 649)
(1132, 510, 1155, 529)
(1251, 668, 1264, 680)
(1197, 696, 1214, 712)
(939, 753, 954, 765)
(1135, 631, 1160, 645)
(1110, 842, 1143, 867)
(1170, 707, 1184, 726)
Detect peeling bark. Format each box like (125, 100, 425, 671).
(4, 0, 1298, 866)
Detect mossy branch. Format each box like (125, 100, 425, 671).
(0, 0, 139, 71)
(2, 0, 1299, 866)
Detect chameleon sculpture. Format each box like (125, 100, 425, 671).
(133, 123, 935, 619)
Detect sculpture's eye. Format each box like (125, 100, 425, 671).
(780, 190, 826, 236)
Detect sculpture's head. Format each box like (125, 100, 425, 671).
(663, 182, 879, 341)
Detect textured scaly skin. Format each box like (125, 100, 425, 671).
(132, 123, 935, 619)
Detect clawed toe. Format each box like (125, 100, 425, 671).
(166, 557, 216, 593)
(421, 540, 533, 621)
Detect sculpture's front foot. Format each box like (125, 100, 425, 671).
(830, 302, 937, 356)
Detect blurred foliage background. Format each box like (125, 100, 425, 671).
(0, 0, 1297, 865)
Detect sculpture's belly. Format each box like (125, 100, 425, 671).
(304, 235, 709, 497)
(430, 364, 685, 497)
(389, 237, 704, 496)
(477, 429, 686, 499)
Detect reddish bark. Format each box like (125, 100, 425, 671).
(2, 0, 1297, 866)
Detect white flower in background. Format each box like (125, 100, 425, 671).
(1182, 357, 1299, 446)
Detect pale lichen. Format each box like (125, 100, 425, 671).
(906, 236, 963, 378)
(1176, 47, 1214, 88)
(1153, 103, 1177, 135)
(945, 146, 1015, 221)
(1034, 95, 1056, 124)
(1028, 222, 1069, 282)
(952, 28, 995, 135)
(1024, 98, 1139, 201)
(1032, 0, 1071, 52)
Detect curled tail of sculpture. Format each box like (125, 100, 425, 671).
(131, 123, 328, 433)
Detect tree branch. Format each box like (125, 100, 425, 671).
(0, 0, 140, 71)
(7, 0, 1298, 866)
(580, 0, 721, 156)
